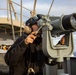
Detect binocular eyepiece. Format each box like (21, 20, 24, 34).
(50, 13, 76, 36)
(62, 13, 76, 30)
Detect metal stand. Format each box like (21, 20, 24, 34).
(57, 69, 69, 75)
(57, 62, 69, 75)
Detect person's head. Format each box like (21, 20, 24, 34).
(24, 24, 38, 34)
(60, 36, 65, 45)
(24, 16, 39, 34)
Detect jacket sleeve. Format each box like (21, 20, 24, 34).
(4, 34, 28, 66)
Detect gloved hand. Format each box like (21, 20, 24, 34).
(24, 32, 37, 44)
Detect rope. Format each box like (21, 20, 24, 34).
(0, 8, 7, 10)
(12, 1, 31, 12)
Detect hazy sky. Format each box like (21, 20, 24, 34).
(0, 0, 76, 19)
(0, 0, 76, 52)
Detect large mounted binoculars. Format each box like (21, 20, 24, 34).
(37, 13, 76, 37)
(25, 13, 76, 62)
(37, 13, 76, 62)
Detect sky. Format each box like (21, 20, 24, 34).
(0, 0, 76, 52)
(0, 0, 76, 19)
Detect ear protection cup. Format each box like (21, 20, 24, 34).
(24, 26, 32, 34)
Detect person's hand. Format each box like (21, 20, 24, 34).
(24, 32, 37, 44)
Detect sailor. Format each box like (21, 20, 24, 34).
(4, 16, 49, 75)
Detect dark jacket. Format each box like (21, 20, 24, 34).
(4, 33, 46, 75)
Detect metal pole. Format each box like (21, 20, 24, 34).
(20, 0, 22, 36)
(33, 0, 37, 15)
(31, 0, 37, 17)
(10, 0, 18, 20)
(7, 0, 9, 20)
(9, 0, 15, 41)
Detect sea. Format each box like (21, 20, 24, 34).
(74, 51, 76, 57)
